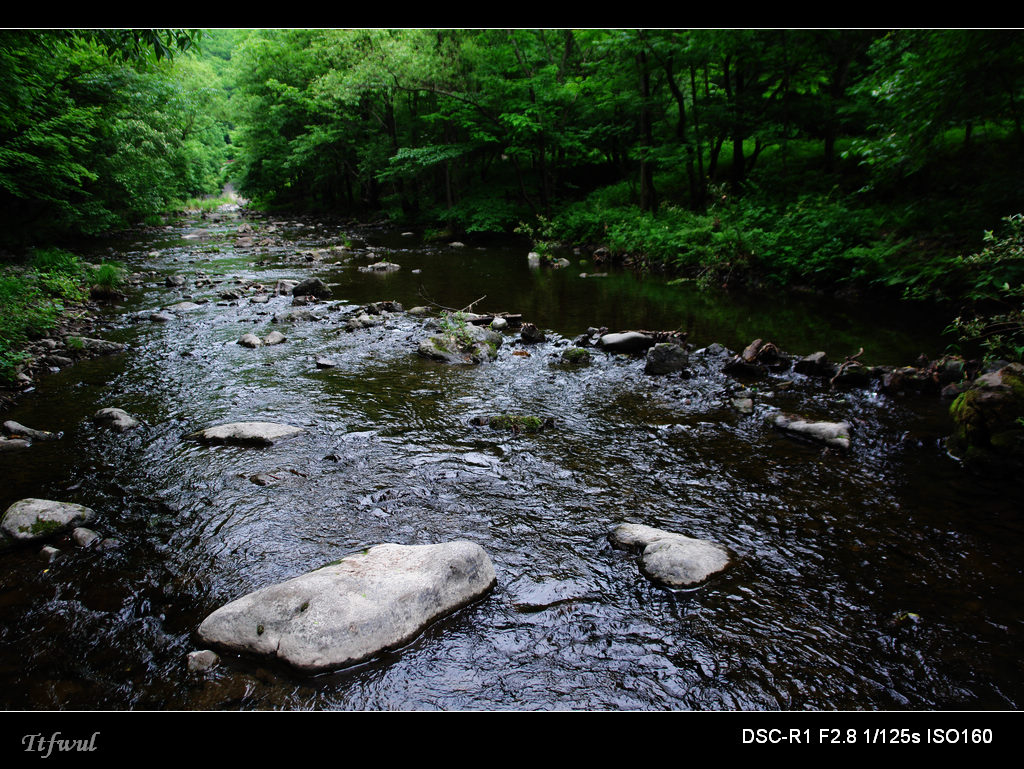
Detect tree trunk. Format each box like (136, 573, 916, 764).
(637, 50, 657, 213)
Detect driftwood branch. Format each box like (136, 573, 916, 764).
(830, 347, 865, 390)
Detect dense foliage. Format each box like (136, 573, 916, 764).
(0, 29, 228, 247)
(222, 31, 1024, 302)
(2, 28, 1024, 381)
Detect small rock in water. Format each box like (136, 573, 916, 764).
(187, 649, 220, 673)
(164, 301, 202, 312)
(520, 323, 546, 344)
(290, 277, 332, 299)
(645, 343, 689, 375)
(263, 331, 287, 345)
(72, 527, 100, 548)
(610, 523, 731, 589)
(238, 333, 263, 348)
(3, 420, 58, 442)
(599, 332, 655, 354)
(186, 422, 305, 446)
(93, 408, 140, 433)
(732, 397, 755, 414)
(769, 413, 852, 450)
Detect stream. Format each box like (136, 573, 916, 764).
(2, 205, 1022, 711)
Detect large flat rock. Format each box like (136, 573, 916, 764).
(186, 422, 304, 446)
(611, 523, 731, 589)
(1, 499, 96, 543)
(197, 541, 496, 673)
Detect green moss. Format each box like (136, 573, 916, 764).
(488, 414, 550, 433)
(562, 347, 592, 364)
(18, 519, 63, 537)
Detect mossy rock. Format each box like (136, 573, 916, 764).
(561, 347, 592, 365)
(474, 415, 555, 433)
(948, 363, 1024, 468)
(1, 499, 97, 543)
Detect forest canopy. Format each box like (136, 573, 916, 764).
(2, 28, 1024, 336)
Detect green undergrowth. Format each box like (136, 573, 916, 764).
(0, 247, 120, 383)
(169, 194, 236, 213)
(542, 184, 931, 294)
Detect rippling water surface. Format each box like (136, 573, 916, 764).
(2, 209, 1021, 710)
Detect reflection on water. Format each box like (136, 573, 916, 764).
(0, 212, 1020, 710)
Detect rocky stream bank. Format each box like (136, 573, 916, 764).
(2, 207, 1022, 708)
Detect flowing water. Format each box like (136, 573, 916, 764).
(2, 207, 1022, 711)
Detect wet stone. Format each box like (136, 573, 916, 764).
(197, 541, 496, 673)
(3, 420, 57, 441)
(93, 408, 139, 433)
(599, 332, 655, 353)
(72, 527, 100, 548)
(186, 422, 305, 446)
(769, 413, 852, 450)
(2, 499, 97, 543)
(291, 277, 333, 299)
(610, 523, 731, 589)
(187, 650, 220, 673)
(645, 343, 689, 375)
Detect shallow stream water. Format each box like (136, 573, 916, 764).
(2, 207, 1022, 710)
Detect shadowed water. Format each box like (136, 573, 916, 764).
(1, 209, 1021, 710)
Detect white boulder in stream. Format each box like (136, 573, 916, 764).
(2, 499, 96, 543)
(186, 422, 304, 446)
(197, 541, 496, 673)
(769, 412, 851, 450)
(610, 523, 731, 589)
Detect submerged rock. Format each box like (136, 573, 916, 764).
(359, 261, 400, 273)
(164, 301, 202, 312)
(472, 415, 555, 433)
(769, 412, 852, 450)
(273, 308, 323, 324)
(1, 499, 97, 543)
(197, 541, 496, 673)
(186, 422, 305, 446)
(67, 337, 125, 355)
(610, 523, 731, 589)
(187, 649, 220, 673)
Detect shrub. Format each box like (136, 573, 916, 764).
(948, 214, 1024, 362)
